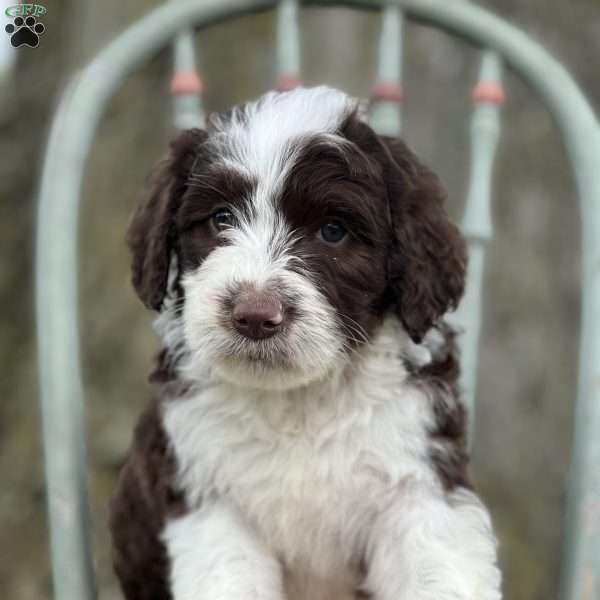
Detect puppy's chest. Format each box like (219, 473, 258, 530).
(163, 380, 433, 559)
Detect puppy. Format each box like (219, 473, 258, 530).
(110, 86, 501, 600)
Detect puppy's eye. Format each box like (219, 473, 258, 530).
(211, 208, 236, 231)
(319, 221, 347, 245)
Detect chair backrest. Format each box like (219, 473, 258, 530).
(35, 1, 600, 599)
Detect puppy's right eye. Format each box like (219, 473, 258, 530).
(211, 208, 236, 231)
(318, 221, 347, 245)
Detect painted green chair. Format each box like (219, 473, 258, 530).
(36, 1, 600, 598)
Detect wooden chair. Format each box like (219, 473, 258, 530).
(35, 1, 600, 598)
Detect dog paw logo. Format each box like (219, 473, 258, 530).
(5, 15, 44, 47)
(4, 4, 47, 48)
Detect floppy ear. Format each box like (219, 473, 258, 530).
(127, 128, 207, 310)
(382, 136, 467, 343)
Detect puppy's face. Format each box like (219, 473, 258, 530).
(129, 88, 466, 390)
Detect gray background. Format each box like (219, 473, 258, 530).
(1, 0, 598, 598)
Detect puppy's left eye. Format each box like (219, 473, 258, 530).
(211, 208, 236, 231)
(318, 221, 347, 245)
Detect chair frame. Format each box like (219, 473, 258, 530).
(35, 1, 600, 599)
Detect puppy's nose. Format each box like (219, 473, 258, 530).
(232, 291, 284, 340)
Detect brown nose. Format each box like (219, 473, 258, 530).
(232, 291, 284, 340)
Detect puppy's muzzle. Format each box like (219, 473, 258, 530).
(232, 288, 284, 340)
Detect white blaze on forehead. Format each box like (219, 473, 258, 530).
(212, 86, 355, 188)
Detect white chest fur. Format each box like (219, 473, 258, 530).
(162, 319, 439, 599)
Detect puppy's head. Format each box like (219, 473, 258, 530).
(128, 87, 466, 390)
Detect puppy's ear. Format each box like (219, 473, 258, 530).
(127, 128, 207, 310)
(382, 136, 467, 343)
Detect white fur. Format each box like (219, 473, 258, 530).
(162, 318, 501, 600)
(164, 505, 285, 600)
(210, 86, 352, 185)
(180, 228, 344, 390)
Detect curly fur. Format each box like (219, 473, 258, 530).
(111, 86, 501, 600)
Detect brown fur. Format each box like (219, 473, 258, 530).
(417, 325, 471, 491)
(280, 129, 390, 345)
(380, 134, 467, 344)
(109, 395, 187, 600)
(127, 128, 208, 310)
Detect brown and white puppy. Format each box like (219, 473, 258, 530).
(110, 86, 501, 600)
